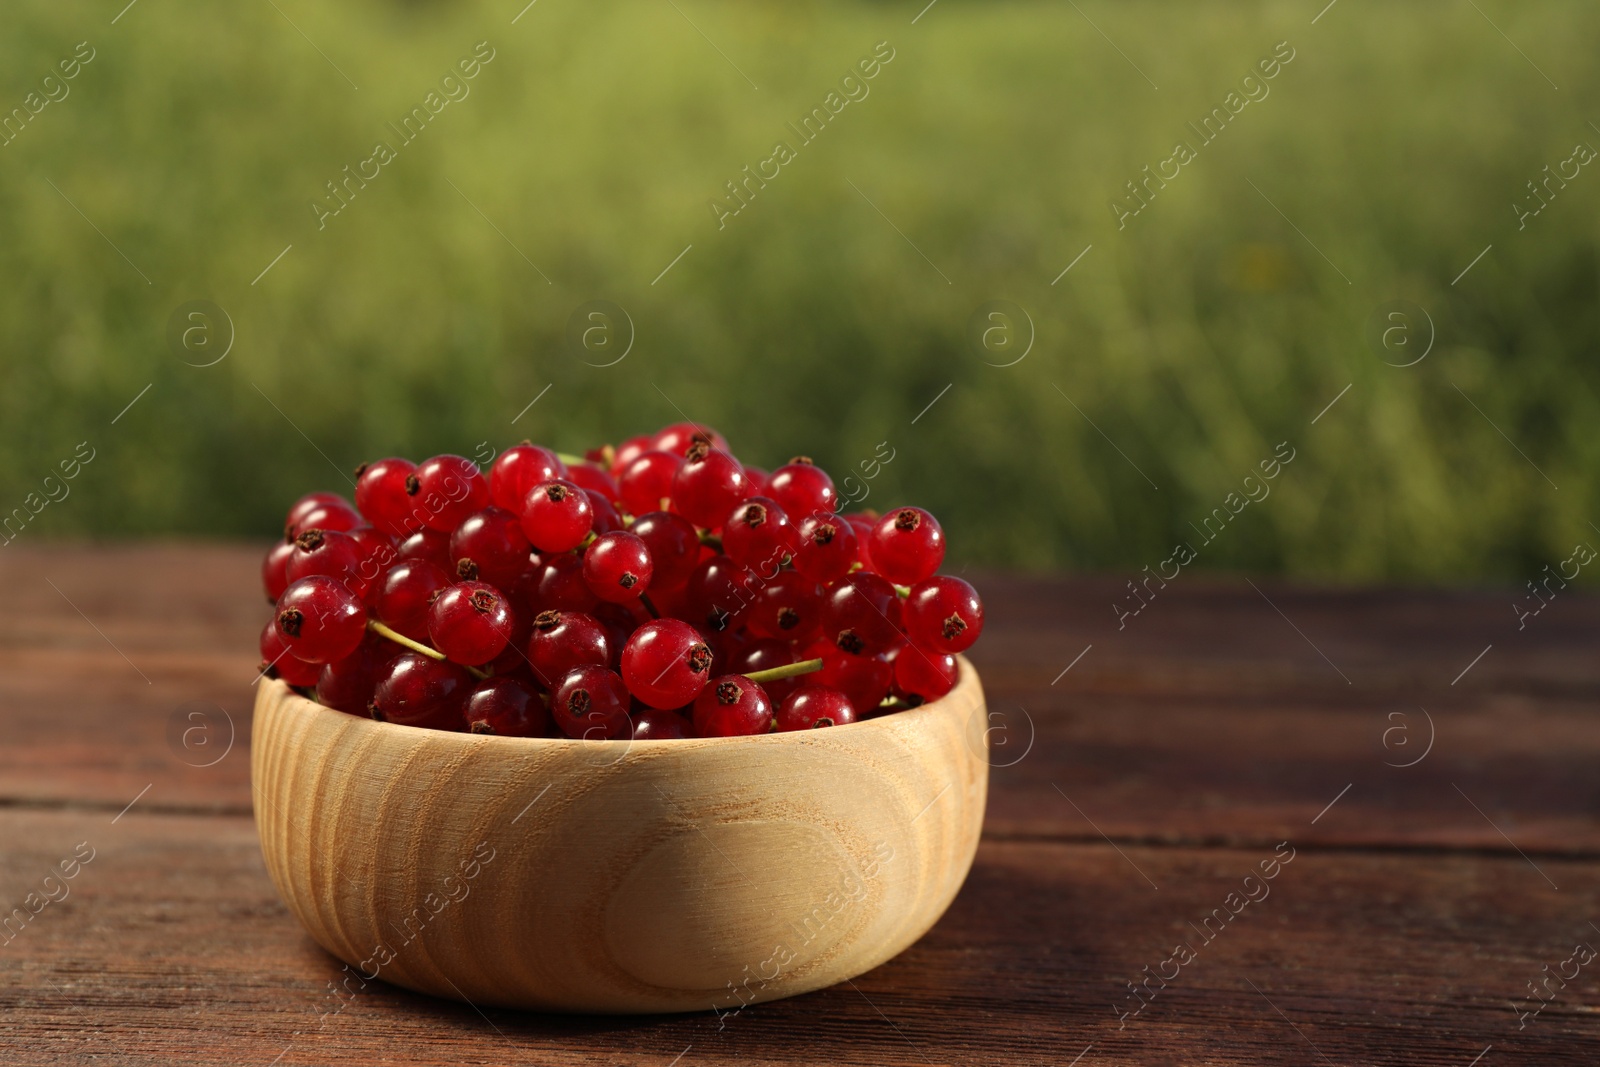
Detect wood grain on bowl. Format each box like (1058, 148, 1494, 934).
(250, 658, 988, 1013)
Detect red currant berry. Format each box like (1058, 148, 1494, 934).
(867, 507, 945, 585)
(374, 558, 453, 642)
(684, 554, 757, 633)
(520, 479, 594, 553)
(449, 507, 532, 589)
(903, 576, 984, 654)
(396, 527, 453, 572)
(316, 633, 399, 715)
(747, 571, 822, 643)
(566, 461, 621, 502)
(465, 676, 554, 737)
(610, 433, 653, 478)
(692, 674, 773, 737)
(820, 572, 904, 655)
(427, 581, 516, 665)
(286, 499, 362, 540)
(654, 422, 728, 457)
(586, 489, 626, 536)
(407, 454, 490, 533)
(286, 528, 370, 598)
(354, 458, 421, 537)
(285, 493, 358, 539)
(621, 619, 713, 709)
(527, 610, 614, 687)
(262, 539, 296, 602)
(793, 514, 858, 585)
(619, 450, 683, 517)
(551, 665, 633, 740)
(370, 652, 471, 730)
(775, 685, 858, 731)
(523, 552, 600, 614)
(721, 497, 800, 573)
(582, 531, 654, 603)
(844, 513, 878, 570)
(817, 651, 893, 715)
(672, 440, 751, 530)
(274, 576, 367, 664)
(632, 706, 695, 740)
(893, 647, 958, 702)
(767, 458, 837, 522)
(489, 443, 565, 512)
(629, 511, 700, 590)
(743, 465, 770, 496)
(258, 620, 322, 687)
(346, 527, 399, 599)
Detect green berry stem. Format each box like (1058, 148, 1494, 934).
(367, 619, 491, 679)
(743, 658, 824, 684)
(556, 451, 586, 466)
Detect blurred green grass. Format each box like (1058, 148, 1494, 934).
(1, 0, 1596, 579)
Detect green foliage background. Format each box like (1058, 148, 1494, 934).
(1, 0, 1595, 578)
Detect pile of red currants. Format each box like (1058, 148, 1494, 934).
(259, 424, 984, 739)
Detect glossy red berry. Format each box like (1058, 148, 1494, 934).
(817, 651, 893, 715)
(449, 507, 532, 588)
(893, 647, 959, 702)
(629, 511, 700, 590)
(621, 618, 713, 709)
(551, 665, 633, 740)
(692, 674, 774, 737)
(354, 458, 420, 537)
(793, 514, 858, 585)
(654, 422, 728, 457)
(631, 706, 695, 740)
(316, 634, 398, 715)
(408, 454, 491, 533)
(464, 676, 554, 737)
(262, 540, 296, 602)
(721, 497, 800, 573)
(396, 527, 453, 572)
(527, 610, 614, 687)
(520, 479, 594, 553)
(684, 554, 756, 633)
(566, 461, 621, 503)
(775, 685, 858, 731)
(844, 513, 878, 569)
(285, 493, 359, 540)
(373, 558, 452, 642)
(903, 576, 984, 654)
(346, 527, 399, 599)
(586, 489, 626, 536)
(743, 465, 770, 496)
(582, 531, 654, 603)
(522, 552, 599, 614)
(427, 581, 517, 665)
(369, 652, 471, 730)
(285, 528, 371, 598)
(820, 572, 904, 655)
(274, 576, 367, 664)
(747, 571, 822, 643)
(286, 499, 362, 540)
(672, 440, 751, 530)
(490, 443, 565, 512)
(868, 507, 945, 585)
(767, 459, 837, 522)
(258, 620, 322, 687)
(610, 434, 653, 478)
(619, 450, 683, 517)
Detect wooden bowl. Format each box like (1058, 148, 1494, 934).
(251, 658, 988, 1013)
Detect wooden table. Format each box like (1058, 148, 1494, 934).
(2, 545, 1594, 1064)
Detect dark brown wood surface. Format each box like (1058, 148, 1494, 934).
(0, 545, 1595, 1064)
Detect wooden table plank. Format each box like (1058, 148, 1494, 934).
(0, 809, 1594, 1065)
(0, 547, 1594, 854)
